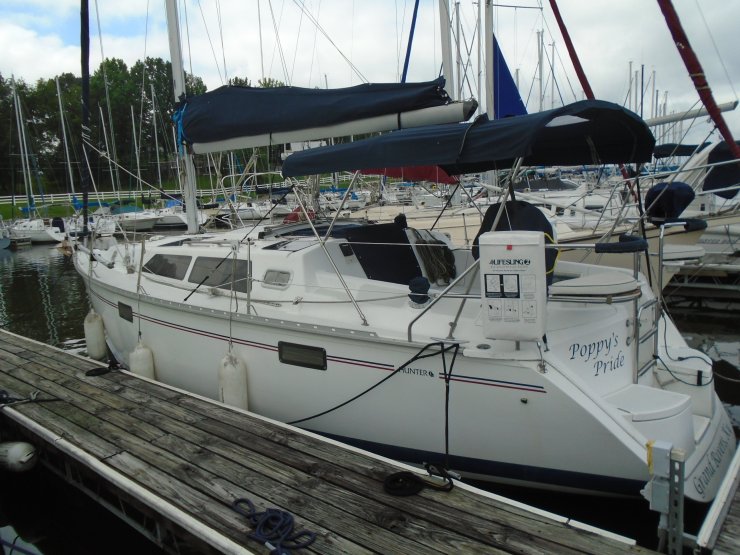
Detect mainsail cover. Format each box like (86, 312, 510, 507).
(177, 77, 477, 154)
(282, 100, 655, 177)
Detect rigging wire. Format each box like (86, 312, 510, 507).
(268, 0, 291, 84)
(693, 0, 738, 101)
(216, 0, 228, 83)
(289, 1, 306, 83)
(196, 0, 225, 85)
(306, 0, 320, 86)
(182, 0, 196, 89)
(136, 0, 151, 166)
(291, 0, 367, 83)
(92, 0, 121, 191)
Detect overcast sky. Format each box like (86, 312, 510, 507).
(1, 0, 738, 144)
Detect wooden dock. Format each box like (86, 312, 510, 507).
(696, 442, 740, 554)
(0, 329, 659, 554)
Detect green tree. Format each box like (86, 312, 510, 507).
(257, 77, 286, 88)
(228, 76, 252, 87)
(0, 60, 216, 198)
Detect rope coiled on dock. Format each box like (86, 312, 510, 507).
(231, 498, 316, 555)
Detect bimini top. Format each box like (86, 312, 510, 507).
(282, 100, 655, 177)
(175, 77, 477, 154)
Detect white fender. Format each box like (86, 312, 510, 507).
(219, 352, 249, 410)
(130, 341, 155, 380)
(83, 310, 107, 360)
(0, 441, 37, 472)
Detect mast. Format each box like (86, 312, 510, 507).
(165, 0, 200, 233)
(11, 80, 34, 212)
(81, 0, 90, 236)
(548, 1, 633, 179)
(547, 1, 593, 99)
(656, 0, 740, 159)
(484, 0, 494, 118)
(401, 0, 420, 83)
(438, 0, 455, 100)
(537, 30, 543, 110)
(56, 77, 76, 196)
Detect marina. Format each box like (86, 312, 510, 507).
(0, 1, 738, 553)
(0, 236, 738, 553)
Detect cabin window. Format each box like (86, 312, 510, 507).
(188, 256, 252, 293)
(263, 269, 291, 287)
(143, 254, 192, 280)
(278, 341, 327, 370)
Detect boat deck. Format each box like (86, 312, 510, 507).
(0, 329, 658, 554)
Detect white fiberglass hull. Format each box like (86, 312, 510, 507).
(11, 219, 66, 244)
(75, 237, 735, 502)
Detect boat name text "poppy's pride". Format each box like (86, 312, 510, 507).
(568, 332, 619, 362)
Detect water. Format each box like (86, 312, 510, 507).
(0, 246, 89, 348)
(0, 245, 737, 553)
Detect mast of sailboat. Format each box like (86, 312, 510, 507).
(438, 0, 455, 101)
(400, 0, 420, 83)
(548, 1, 634, 182)
(548, 0, 652, 286)
(165, 0, 200, 234)
(547, 1, 593, 99)
(11, 79, 35, 214)
(81, 0, 91, 236)
(484, 0, 494, 119)
(56, 78, 76, 197)
(656, 0, 740, 160)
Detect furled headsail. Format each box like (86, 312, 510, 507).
(175, 77, 477, 154)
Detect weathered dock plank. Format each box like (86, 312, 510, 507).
(714, 485, 740, 554)
(0, 330, 658, 554)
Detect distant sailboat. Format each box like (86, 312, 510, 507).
(8, 80, 67, 244)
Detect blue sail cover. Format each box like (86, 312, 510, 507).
(653, 142, 710, 159)
(492, 35, 527, 119)
(645, 182, 695, 220)
(177, 77, 475, 152)
(705, 141, 740, 199)
(282, 100, 655, 177)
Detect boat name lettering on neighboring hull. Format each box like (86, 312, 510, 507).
(693, 422, 733, 496)
(568, 333, 619, 362)
(401, 367, 435, 378)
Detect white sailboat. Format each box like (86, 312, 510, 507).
(9, 79, 68, 245)
(74, 0, 736, 503)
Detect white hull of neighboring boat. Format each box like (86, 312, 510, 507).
(11, 219, 66, 244)
(114, 212, 160, 231)
(67, 216, 118, 237)
(696, 220, 740, 256)
(154, 208, 209, 228)
(75, 229, 735, 502)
